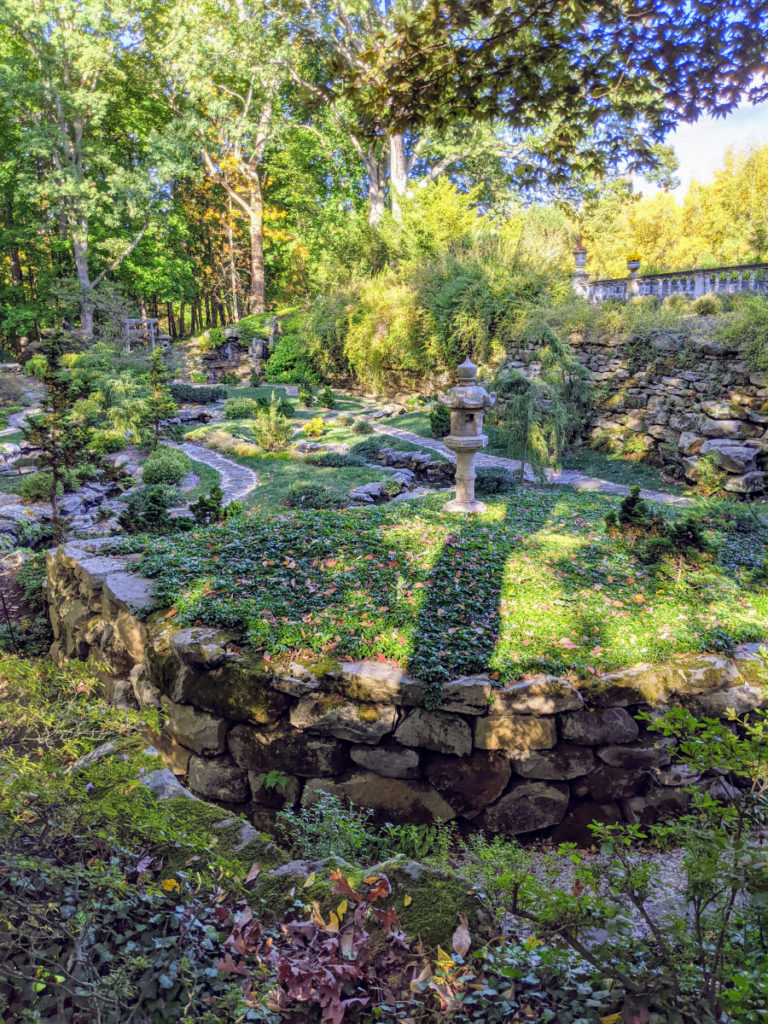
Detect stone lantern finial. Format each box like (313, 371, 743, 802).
(438, 359, 496, 513)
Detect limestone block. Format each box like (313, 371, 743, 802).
(350, 743, 420, 779)
(575, 764, 640, 801)
(686, 684, 767, 717)
(170, 627, 229, 668)
(597, 744, 671, 769)
(481, 780, 569, 835)
(302, 774, 456, 824)
(228, 723, 349, 777)
(337, 660, 425, 704)
(425, 751, 512, 817)
(438, 676, 494, 714)
(700, 417, 762, 440)
(700, 400, 749, 421)
(724, 471, 766, 493)
(647, 424, 679, 443)
(560, 708, 639, 745)
(394, 708, 472, 756)
(492, 676, 583, 715)
(592, 662, 686, 706)
(188, 755, 248, 802)
(161, 696, 228, 756)
(474, 714, 557, 751)
(654, 764, 701, 787)
(289, 696, 397, 744)
(733, 643, 768, 686)
(699, 440, 758, 473)
(510, 745, 596, 780)
(623, 786, 690, 825)
(677, 432, 704, 455)
(150, 728, 192, 776)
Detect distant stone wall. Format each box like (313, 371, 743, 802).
(46, 539, 768, 842)
(507, 331, 768, 495)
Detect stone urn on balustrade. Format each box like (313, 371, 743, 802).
(438, 358, 496, 513)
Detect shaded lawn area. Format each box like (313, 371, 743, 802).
(184, 458, 220, 501)
(237, 455, 384, 512)
(133, 490, 767, 686)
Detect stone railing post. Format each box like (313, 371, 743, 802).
(572, 247, 589, 299)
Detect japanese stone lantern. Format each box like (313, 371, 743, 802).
(439, 358, 497, 513)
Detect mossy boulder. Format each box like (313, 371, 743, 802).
(251, 857, 492, 952)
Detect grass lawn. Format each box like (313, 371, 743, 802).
(133, 489, 768, 687)
(184, 458, 221, 501)
(237, 454, 384, 512)
(0, 473, 28, 495)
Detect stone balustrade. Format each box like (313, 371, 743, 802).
(573, 253, 768, 304)
(45, 538, 768, 843)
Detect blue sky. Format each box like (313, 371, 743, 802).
(654, 100, 768, 197)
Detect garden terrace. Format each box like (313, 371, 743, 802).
(122, 490, 766, 682)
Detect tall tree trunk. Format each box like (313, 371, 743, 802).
(247, 184, 265, 314)
(8, 242, 29, 360)
(72, 225, 94, 339)
(139, 296, 148, 319)
(179, 302, 186, 338)
(166, 302, 176, 339)
(226, 194, 241, 321)
(204, 294, 211, 328)
(389, 134, 409, 222)
(367, 159, 387, 226)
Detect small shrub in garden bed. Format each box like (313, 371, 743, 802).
(219, 371, 240, 386)
(135, 489, 767, 686)
(429, 403, 450, 437)
(224, 396, 260, 419)
(169, 383, 226, 404)
(20, 472, 59, 503)
(318, 385, 336, 408)
(351, 417, 374, 434)
(337, 412, 355, 426)
(475, 466, 516, 495)
(302, 416, 325, 438)
(283, 482, 347, 509)
(89, 428, 126, 454)
(118, 484, 181, 534)
(306, 452, 367, 468)
(142, 446, 191, 486)
(298, 386, 315, 406)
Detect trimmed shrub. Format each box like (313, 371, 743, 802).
(142, 446, 192, 486)
(264, 333, 321, 385)
(283, 483, 347, 509)
(303, 417, 325, 438)
(337, 413, 355, 426)
(351, 418, 374, 435)
(224, 396, 261, 420)
(305, 452, 367, 468)
(430, 404, 450, 437)
(693, 294, 721, 316)
(169, 383, 226, 405)
(475, 466, 517, 495)
(220, 371, 240, 386)
(20, 473, 59, 503)
(89, 428, 126, 455)
(318, 385, 336, 409)
(118, 485, 179, 534)
(298, 387, 315, 407)
(252, 395, 293, 452)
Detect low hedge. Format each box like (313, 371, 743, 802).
(169, 383, 227, 405)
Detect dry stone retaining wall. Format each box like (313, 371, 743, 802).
(506, 331, 768, 495)
(46, 539, 768, 841)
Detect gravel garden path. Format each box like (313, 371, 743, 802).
(372, 422, 695, 507)
(169, 442, 259, 505)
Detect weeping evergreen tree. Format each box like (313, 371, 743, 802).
(490, 327, 590, 484)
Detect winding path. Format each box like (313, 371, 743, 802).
(372, 422, 694, 507)
(169, 442, 258, 505)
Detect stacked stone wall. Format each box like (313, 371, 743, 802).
(46, 539, 768, 842)
(506, 331, 768, 495)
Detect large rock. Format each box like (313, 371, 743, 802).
(153, 629, 287, 724)
(510, 745, 596, 780)
(289, 696, 397, 744)
(560, 708, 639, 745)
(474, 714, 557, 751)
(597, 744, 671, 769)
(161, 697, 228, 756)
(188, 755, 248, 802)
(699, 417, 762, 440)
(337, 661, 425, 704)
(733, 644, 768, 686)
(724, 472, 766, 494)
(481, 780, 569, 835)
(575, 764, 640, 801)
(492, 676, 583, 714)
(699, 441, 758, 474)
(248, 771, 302, 809)
(394, 708, 472, 756)
(228, 723, 348, 777)
(349, 743, 420, 779)
(425, 751, 512, 817)
(686, 684, 768, 717)
(302, 774, 456, 824)
(592, 654, 740, 707)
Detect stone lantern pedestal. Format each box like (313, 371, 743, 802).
(439, 358, 496, 513)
